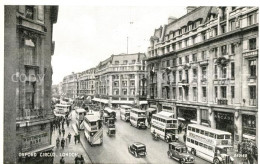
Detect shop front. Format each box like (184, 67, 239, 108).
(177, 106, 197, 124)
(242, 114, 256, 143)
(214, 111, 234, 139)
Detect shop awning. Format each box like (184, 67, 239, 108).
(92, 98, 100, 102)
(157, 111, 174, 118)
(112, 100, 134, 104)
(25, 145, 55, 154)
(139, 101, 148, 105)
(100, 99, 108, 104)
(243, 134, 256, 141)
(147, 108, 157, 112)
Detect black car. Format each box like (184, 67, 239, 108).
(128, 142, 147, 158)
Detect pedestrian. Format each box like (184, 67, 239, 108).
(74, 134, 77, 144)
(68, 133, 72, 143)
(61, 138, 65, 149)
(56, 138, 60, 148)
(60, 157, 65, 164)
(53, 124, 56, 131)
(62, 120, 65, 129)
(62, 128, 65, 137)
(75, 155, 80, 164)
(79, 155, 85, 164)
(238, 143, 241, 153)
(183, 133, 186, 142)
(66, 137, 68, 146)
(59, 129, 61, 136)
(78, 133, 81, 143)
(66, 119, 70, 127)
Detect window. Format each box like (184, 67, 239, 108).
(215, 86, 218, 102)
(25, 6, 34, 19)
(221, 25, 226, 34)
(192, 35, 196, 44)
(248, 14, 253, 26)
(192, 54, 197, 62)
(193, 69, 197, 78)
(249, 38, 256, 50)
(202, 67, 207, 79)
(123, 60, 128, 65)
(202, 32, 206, 41)
(162, 48, 165, 54)
(221, 45, 227, 55)
(132, 60, 136, 64)
(231, 43, 236, 54)
(231, 62, 235, 78)
(214, 47, 218, 58)
(249, 60, 256, 77)
(193, 87, 197, 101)
(179, 71, 182, 81)
(221, 66, 227, 78)
(172, 58, 176, 66)
(167, 46, 170, 53)
(202, 87, 207, 98)
(185, 56, 189, 63)
(214, 65, 218, 79)
(185, 39, 188, 47)
(196, 129, 200, 133)
(214, 27, 218, 36)
(230, 20, 236, 31)
(172, 71, 176, 82)
(179, 42, 182, 49)
(25, 81, 36, 109)
(201, 109, 209, 122)
(179, 57, 182, 65)
(221, 86, 227, 98)
(249, 86, 256, 106)
(201, 51, 206, 60)
(179, 88, 183, 100)
(166, 60, 170, 67)
(231, 86, 235, 99)
(115, 61, 119, 65)
(172, 43, 176, 50)
(173, 87, 176, 99)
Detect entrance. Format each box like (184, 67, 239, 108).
(214, 111, 234, 138)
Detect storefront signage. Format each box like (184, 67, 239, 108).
(22, 133, 48, 152)
(189, 132, 214, 145)
(214, 112, 234, 121)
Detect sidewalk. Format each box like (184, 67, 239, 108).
(51, 118, 92, 164)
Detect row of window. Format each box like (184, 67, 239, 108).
(186, 137, 214, 151)
(114, 60, 136, 65)
(152, 115, 177, 124)
(187, 127, 231, 139)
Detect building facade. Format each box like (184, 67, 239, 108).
(78, 67, 96, 98)
(146, 7, 258, 145)
(93, 53, 147, 107)
(4, 5, 58, 163)
(61, 72, 80, 99)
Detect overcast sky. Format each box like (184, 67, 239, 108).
(52, 6, 187, 85)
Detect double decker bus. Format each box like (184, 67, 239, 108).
(75, 108, 87, 130)
(129, 108, 147, 129)
(83, 113, 103, 146)
(186, 124, 234, 164)
(120, 105, 131, 121)
(151, 111, 178, 142)
(54, 104, 71, 118)
(104, 107, 116, 120)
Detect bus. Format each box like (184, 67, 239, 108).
(83, 113, 103, 146)
(120, 105, 132, 121)
(186, 124, 234, 164)
(75, 108, 87, 130)
(151, 111, 178, 142)
(104, 107, 116, 120)
(53, 104, 71, 118)
(129, 108, 147, 129)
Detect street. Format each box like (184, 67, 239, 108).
(77, 110, 210, 164)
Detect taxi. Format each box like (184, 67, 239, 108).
(128, 142, 147, 158)
(167, 142, 195, 164)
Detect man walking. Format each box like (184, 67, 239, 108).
(68, 133, 72, 143)
(62, 128, 65, 137)
(78, 133, 81, 143)
(74, 133, 77, 144)
(61, 138, 65, 149)
(56, 138, 60, 149)
(79, 155, 85, 164)
(59, 128, 61, 136)
(60, 157, 65, 164)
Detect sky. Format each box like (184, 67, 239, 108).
(52, 6, 187, 85)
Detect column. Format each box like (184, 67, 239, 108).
(135, 73, 139, 97)
(209, 108, 216, 128)
(157, 71, 162, 98)
(197, 65, 202, 102)
(127, 74, 130, 100)
(217, 8, 222, 35)
(208, 48, 214, 104)
(197, 107, 201, 125)
(234, 111, 242, 143)
(235, 41, 243, 105)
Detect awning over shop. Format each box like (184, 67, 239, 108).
(157, 111, 174, 118)
(92, 98, 100, 102)
(99, 99, 109, 104)
(112, 100, 134, 104)
(147, 108, 157, 112)
(139, 101, 148, 105)
(243, 134, 256, 141)
(25, 145, 55, 154)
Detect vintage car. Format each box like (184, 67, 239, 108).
(167, 142, 195, 164)
(128, 142, 147, 158)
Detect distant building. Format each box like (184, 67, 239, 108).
(78, 67, 96, 98)
(62, 72, 80, 99)
(93, 53, 147, 108)
(4, 5, 58, 163)
(146, 6, 258, 145)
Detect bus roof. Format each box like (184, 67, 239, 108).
(75, 108, 86, 113)
(131, 108, 145, 113)
(170, 142, 186, 148)
(104, 107, 116, 113)
(85, 114, 100, 122)
(153, 113, 176, 120)
(55, 104, 71, 107)
(120, 105, 132, 109)
(157, 111, 174, 118)
(188, 124, 231, 135)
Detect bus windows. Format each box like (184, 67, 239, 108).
(181, 148, 187, 153)
(166, 120, 172, 123)
(191, 139, 194, 144)
(191, 128, 195, 132)
(196, 129, 200, 133)
(90, 122, 96, 126)
(195, 141, 198, 145)
(217, 135, 224, 139)
(199, 142, 203, 147)
(208, 146, 213, 151)
(205, 131, 209, 136)
(225, 135, 231, 139)
(203, 144, 207, 149)
(188, 126, 191, 130)
(209, 133, 215, 138)
(187, 138, 190, 142)
(200, 130, 205, 135)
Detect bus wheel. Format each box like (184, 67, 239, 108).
(213, 158, 220, 164)
(191, 149, 196, 156)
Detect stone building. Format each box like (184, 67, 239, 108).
(78, 67, 96, 98)
(4, 5, 58, 163)
(61, 72, 80, 100)
(93, 53, 147, 108)
(146, 7, 258, 145)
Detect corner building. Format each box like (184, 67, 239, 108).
(146, 7, 258, 145)
(94, 53, 147, 108)
(4, 6, 58, 163)
(78, 67, 96, 98)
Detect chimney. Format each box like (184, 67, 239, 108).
(168, 16, 177, 24)
(186, 6, 197, 13)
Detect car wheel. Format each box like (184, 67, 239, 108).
(134, 152, 138, 158)
(191, 149, 196, 156)
(213, 158, 220, 164)
(179, 159, 184, 164)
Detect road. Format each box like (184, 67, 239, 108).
(75, 110, 210, 164)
